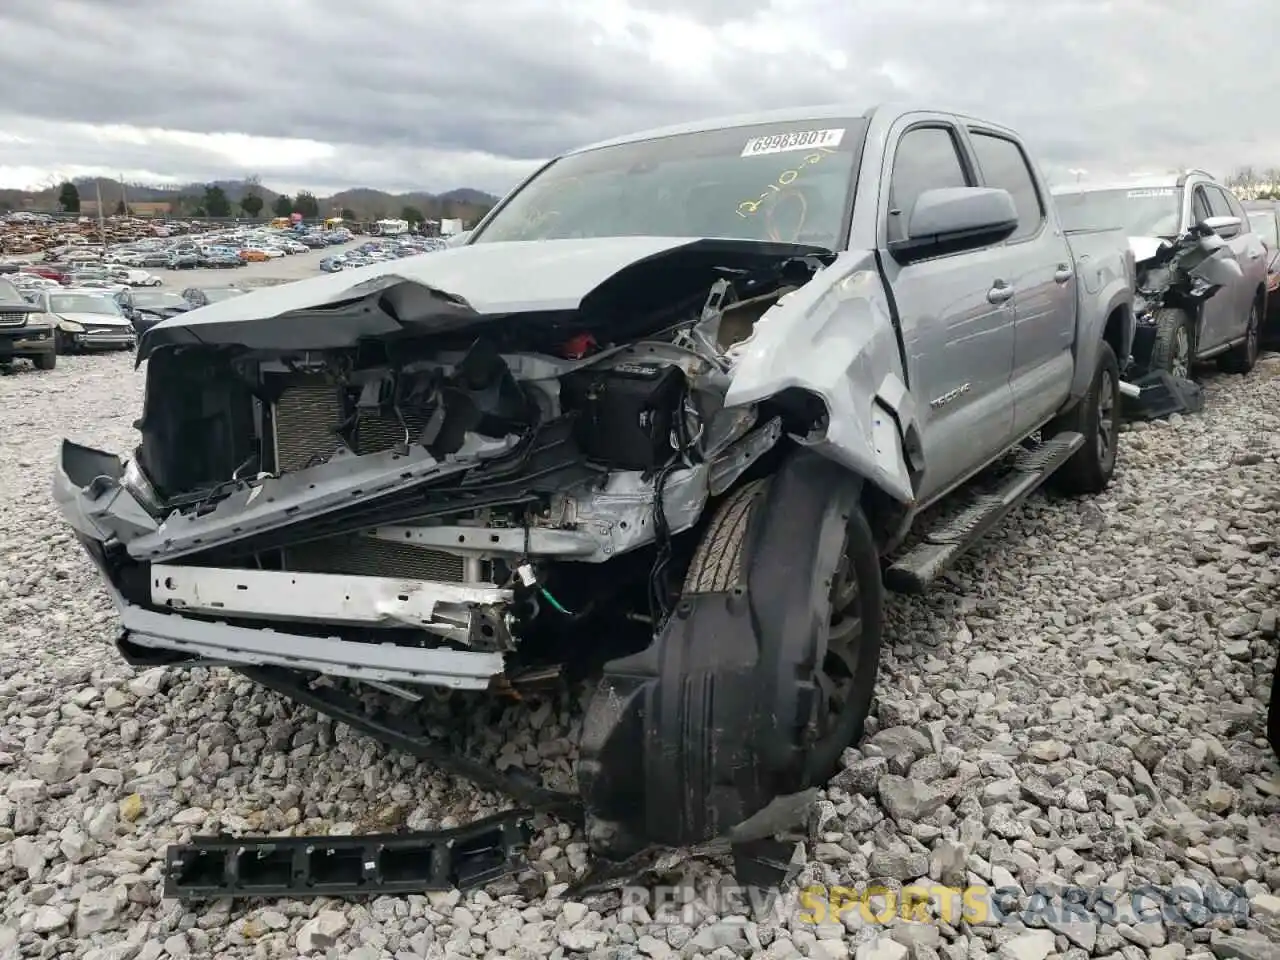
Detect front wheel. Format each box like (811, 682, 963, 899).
(1048, 341, 1120, 495)
(1219, 299, 1260, 375)
(683, 470, 885, 785)
(33, 352, 56, 371)
(1148, 308, 1194, 379)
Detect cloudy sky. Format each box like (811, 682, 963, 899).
(0, 0, 1276, 198)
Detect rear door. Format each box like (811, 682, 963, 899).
(964, 127, 1075, 437)
(875, 117, 1017, 504)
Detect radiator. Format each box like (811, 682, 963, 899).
(271, 379, 436, 472)
(271, 380, 465, 582)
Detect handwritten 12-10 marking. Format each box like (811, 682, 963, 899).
(736, 146, 836, 219)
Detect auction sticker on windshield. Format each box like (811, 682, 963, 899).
(741, 128, 845, 157)
(1126, 188, 1175, 198)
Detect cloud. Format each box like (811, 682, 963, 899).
(0, 0, 1277, 196)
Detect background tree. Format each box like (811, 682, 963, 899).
(202, 184, 231, 217)
(401, 205, 424, 225)
(114, 199, 127, 215)
(240, 191, 264, 218)
(292, 191, 319, 218)
(272, 194, 293, 218)
(340, 207, 356, 221)
(57, 181, 80, 213)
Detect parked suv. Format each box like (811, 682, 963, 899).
(1053, 171, 1267, 377)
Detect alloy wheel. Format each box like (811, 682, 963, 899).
(1171, 326, 1190, 379)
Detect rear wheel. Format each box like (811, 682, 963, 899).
(1219, 298, 1260, 374)
(1048, 341, 1120, 495)
(1148, 308, 1194, 379)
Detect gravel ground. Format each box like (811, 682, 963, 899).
(1, 350, 1279, 960)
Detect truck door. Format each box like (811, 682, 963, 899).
(876, 119, 1017, 505)
(964, 127, 1075, 437)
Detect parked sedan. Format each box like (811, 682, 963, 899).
(31, 289, 136, 353)
(116, 289, 193, 335)
(181, 286, 249, 308)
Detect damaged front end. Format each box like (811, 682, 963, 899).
(54, 236, 839, 864)
(1128, 224, 1244, 371)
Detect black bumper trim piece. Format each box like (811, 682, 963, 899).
(164, 810, 531, 900)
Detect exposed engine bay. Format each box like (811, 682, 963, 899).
(105, 244, 832, 684)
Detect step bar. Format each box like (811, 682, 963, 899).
(885, 432, 1084, 595)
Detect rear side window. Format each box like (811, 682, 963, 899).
(887, 126, 971, 243)
(1223, 189, 1246, 222)
(969, 132, 1044, 241)
(1205, 186, 1233, 218)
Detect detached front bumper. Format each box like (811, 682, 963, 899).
(70, 329, 136, 350)
(53, 440, 509, 690)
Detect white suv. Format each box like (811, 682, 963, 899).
(1053, 170, 1268, 377)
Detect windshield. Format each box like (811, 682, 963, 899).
(49, 294, 121, 315)
(1054, 186, 1182, 236)
(132, 291, 188, 308)
(1248, 210, 1278, 247)
(472, 118, 868, 250)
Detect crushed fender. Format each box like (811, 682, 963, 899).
(163, 809, 532, 900)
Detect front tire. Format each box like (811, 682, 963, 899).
(33, 352, 56, 370)
(1048, 341, 1120, 495)
(1148, 308, 1194, 379)
(1219, 298, 1260, 375)
(683, 472, 885, 785)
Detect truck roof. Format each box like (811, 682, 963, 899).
(565, 102, 1018, 156)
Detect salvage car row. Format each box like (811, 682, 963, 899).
(0, 279, 247, 367)
(31, 105, 1280, 882)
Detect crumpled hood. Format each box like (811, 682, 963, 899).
(137, 236, 826, 361)
(56, 311, 132, 328)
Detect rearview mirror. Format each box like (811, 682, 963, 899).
(889, 187, 1019, 263)
(1199, 215, 1241, 238)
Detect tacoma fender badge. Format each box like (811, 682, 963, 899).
(929, 383, 971, 409)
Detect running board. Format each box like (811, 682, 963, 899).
(885, 432, 1084, 595)
(163, 810, 532, 900)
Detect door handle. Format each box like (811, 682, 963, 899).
(1054, 264, 1074, 283)
(1249, 250, 1262, 260)
(987, 281, 1014, 304)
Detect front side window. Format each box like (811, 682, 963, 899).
(472, 118, 868, 251)
(887, 126, 972, 243)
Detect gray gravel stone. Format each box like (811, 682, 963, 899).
(3, 346, 1280, 957)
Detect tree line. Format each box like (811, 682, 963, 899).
(1227, 167, 1280, 200)
(53, 179, 485, 226)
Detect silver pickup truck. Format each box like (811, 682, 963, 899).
(52, 103, 1134, 861)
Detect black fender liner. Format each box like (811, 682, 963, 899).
(577, 451, 864, 857)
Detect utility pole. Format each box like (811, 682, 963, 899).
(95, 180, 106, 251)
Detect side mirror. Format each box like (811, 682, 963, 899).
(888, 187, 1018, 263)
(1199, 215, 1241, 238)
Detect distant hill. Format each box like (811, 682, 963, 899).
(0, 176, 501, 223)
